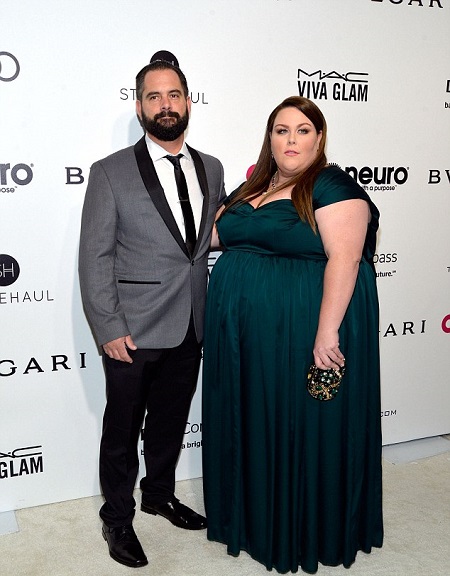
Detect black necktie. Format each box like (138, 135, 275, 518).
(165, 154, 197, 256)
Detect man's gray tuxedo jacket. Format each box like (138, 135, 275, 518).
(78, 136, 226, 349)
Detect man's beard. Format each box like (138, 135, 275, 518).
(141, 109, 189, 141)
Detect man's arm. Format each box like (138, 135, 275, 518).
(78, 161, 131, 348)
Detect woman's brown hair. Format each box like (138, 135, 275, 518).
(223, 96, 328, 230)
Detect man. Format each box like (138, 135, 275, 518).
(78, 59, 225, 568)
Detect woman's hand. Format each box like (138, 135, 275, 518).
(313, 329, 345, 369)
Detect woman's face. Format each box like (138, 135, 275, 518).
(270, 107, 322, 179)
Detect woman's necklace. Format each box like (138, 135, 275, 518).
(262, 172, 277, 195)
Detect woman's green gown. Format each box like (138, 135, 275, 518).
(202, 166, 383, 574)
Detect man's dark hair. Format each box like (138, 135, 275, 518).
(136, 61, 189, 101)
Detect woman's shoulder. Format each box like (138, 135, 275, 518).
(314, 164, 380, 231)
(313, 164, 371, 207)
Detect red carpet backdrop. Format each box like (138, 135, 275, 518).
(1, 0, 449, 511)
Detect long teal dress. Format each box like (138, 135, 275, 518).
(202, 166, 383, 574)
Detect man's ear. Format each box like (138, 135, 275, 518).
(136, 99, 142, 121)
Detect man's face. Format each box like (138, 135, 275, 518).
(136, 69, 191, 142)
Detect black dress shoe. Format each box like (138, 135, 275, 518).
(102, 523, 148, 568)
(141, 497, 207, 530)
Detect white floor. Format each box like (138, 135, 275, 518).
(1, 436, 449, 576)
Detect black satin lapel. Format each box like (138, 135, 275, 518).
(188, 145, 210, 253)
(134, 137, 189, 256)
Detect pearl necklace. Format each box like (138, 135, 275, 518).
(262, 173, 277, 195)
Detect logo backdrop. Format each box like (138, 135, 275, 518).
(1, 0, 449, 511)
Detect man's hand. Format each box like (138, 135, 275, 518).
(103, 335, 137, 363)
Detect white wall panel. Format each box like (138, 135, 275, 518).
(1, 0, 449, 510)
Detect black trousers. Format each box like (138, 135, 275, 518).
(99, 317, 201, 528)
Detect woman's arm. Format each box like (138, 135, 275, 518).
(313, 198, 370, 369)
(210, 205, 226, 249)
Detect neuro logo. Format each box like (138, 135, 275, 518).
(0, 163, 34, 187)
(0, 52, 20, 82)
(345, 165, 409, 190)
(0, 254, 20, 287)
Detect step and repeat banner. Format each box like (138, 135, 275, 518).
(1, 0, 449, 511)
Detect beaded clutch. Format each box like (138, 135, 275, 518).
(307, 364, 346, 401)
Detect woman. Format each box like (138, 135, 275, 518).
(202, 96, 383, 574)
